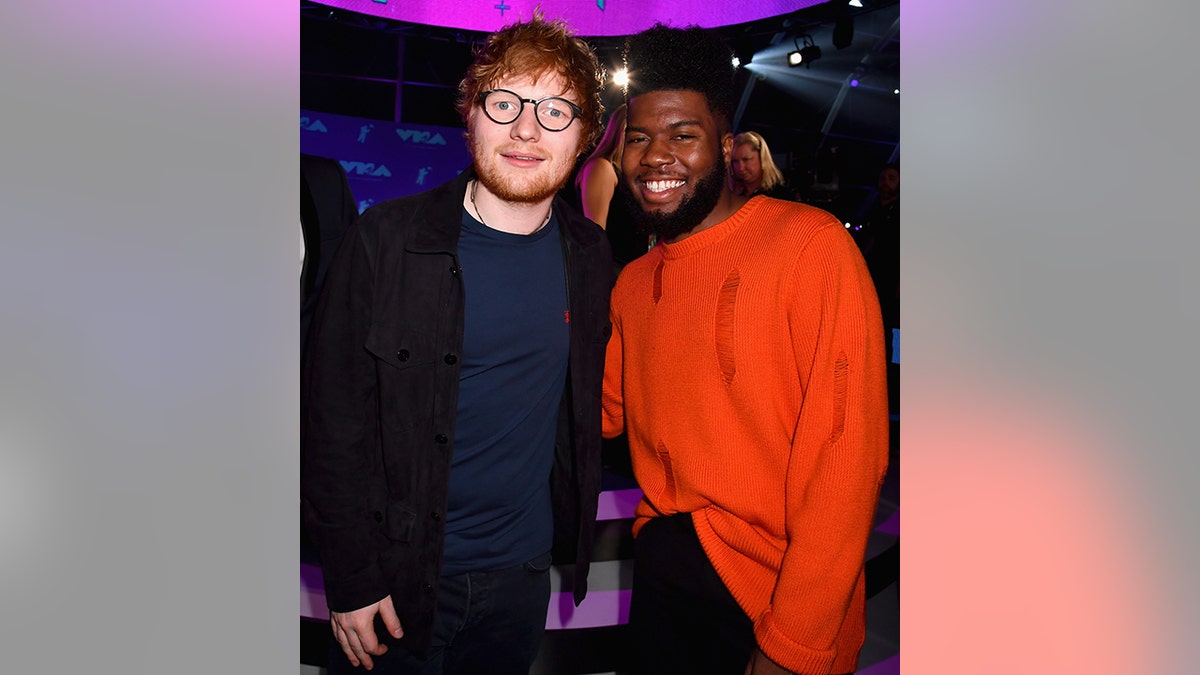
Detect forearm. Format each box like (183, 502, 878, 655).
(600, 309, 625, 439)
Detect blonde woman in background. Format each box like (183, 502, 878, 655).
(575, 103, 626, 228)
(728, 130, 791, 200)
(575, 104, 648, 268)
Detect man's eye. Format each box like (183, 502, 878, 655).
(495, 101, 515, 111)
(545, 109, 564, 118)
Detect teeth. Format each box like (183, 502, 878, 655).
(645, 180, 684, 193)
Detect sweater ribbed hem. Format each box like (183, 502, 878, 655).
(693, 507, 867, 675)
(755, 609, 837, 675)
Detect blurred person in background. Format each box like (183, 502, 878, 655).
(853, 162, 899, 331)
(300, 152, 357, 360)
(728, 130, 791, 200)
(575, 103, 625, 228)
(575, 103, 649, 271)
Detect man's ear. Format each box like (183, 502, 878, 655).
(721, 133, 734, 167)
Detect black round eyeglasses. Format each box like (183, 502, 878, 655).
(476, 89, 583, 132)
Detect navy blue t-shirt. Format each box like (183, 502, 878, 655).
(441, 208, 569, 574)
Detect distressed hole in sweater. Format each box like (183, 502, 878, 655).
(831, 351, 849, 444)
(715, 269, 740, 385)
(655, 439, 677, 507)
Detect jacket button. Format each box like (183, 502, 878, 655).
(372, 511, 383, 523)
(396, 349, 410, 362)
(430, 512, 440, 521)
(422, 583, 434, 593)
(434, 434, 448, 444)
(450, 267, 460, 276)
(443, 353, 458, 365)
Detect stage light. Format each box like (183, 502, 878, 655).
(848, 0, 864, 7)
(613, 68, 629, 87)
(787, 37, 822, 68)
(731, 44, 755, 69)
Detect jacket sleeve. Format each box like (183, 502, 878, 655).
(301, 213, 390, 612)
(754, 224, 890, 674)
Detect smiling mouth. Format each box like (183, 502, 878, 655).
(503, 152, 545, 162)
(644, 179, 685, 193)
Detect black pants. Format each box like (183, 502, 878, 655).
(326, 552, 552, 675)
(628, 513, 757, 674)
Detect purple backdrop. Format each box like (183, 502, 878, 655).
(301, 109, 473, 213)
(308, 0, 827, 37)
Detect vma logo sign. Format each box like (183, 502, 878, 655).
(339, 161, 392, 178)
(396, 128, 448, 146)
(300, 116, 328, 133)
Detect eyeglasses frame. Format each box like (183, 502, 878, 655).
(476, 88, 584, 132)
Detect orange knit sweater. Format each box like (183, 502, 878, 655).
(602, 196, 889, 675)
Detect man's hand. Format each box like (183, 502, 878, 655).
(743, 648, 796, 675)
(330, 595, 404, 670)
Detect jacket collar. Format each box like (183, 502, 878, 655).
(406, 167, 475, 254)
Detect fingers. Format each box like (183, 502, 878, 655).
(331, 609, 388, 670)
(378, 596, 405, 639)
(330, 617, 364, 668)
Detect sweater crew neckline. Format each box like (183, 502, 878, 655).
(657, 196, 764, 260)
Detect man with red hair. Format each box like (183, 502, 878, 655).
(302, 12, 612, 674)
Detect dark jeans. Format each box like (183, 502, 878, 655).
(327, 551, 553, 675)
(628, 513, 757, 674)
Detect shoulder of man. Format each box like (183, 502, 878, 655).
(746, 196, 846, 242)
(354, 170, 473, 247)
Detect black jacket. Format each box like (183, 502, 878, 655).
(301, 168, 613, 657)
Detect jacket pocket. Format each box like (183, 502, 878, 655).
(364, 324, 437, 369)
(365, 324, 438, 431)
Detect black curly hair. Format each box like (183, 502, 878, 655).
(622, 23, 737, 135)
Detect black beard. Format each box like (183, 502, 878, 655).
(617, 161, 726, 243)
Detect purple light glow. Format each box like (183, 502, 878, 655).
(310, 0, 827, 37)
(850, 79, 860, 87)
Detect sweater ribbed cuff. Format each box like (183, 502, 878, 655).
(754, 609, 836, 675)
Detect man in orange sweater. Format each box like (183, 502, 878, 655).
(602, 24, 890, 675)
